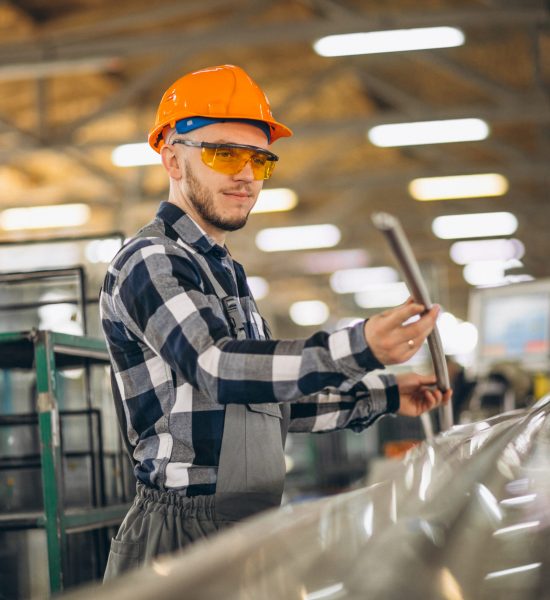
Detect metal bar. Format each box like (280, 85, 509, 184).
(34, 330, 67, 594)
(63, 504, 131, 533)
(52, 344, 110, 361)
(371, 212, 453, 431)
(78, 265, 88, 335)
(0, 230, 124, 247)
(50, 331, 110, 361)
(0, 511, 46, 529)
(0, 331, 32, 343)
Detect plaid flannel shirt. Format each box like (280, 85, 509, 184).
(100, 202, 399, 495)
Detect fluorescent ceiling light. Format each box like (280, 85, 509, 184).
(251, 188, 298, 214)
(255, 224, 341, 252)
(0, 203, 91, 230)
(505, 274, 535, 284)
(38, 292, 83, 337)
(432, 212, 518, 239)
(313, 27, 464, 57)
(450, 238, 525, 265)
(437, 312, 478, 355)
(112, 143, 161, 167)
(247, 276, 269, 300)
(85, 238, 123, 264)
(330, 266, 399, 294)
(410, 173, 508, 201)
(299, 249, 369, 274)
(289, 300, 329, 326)
(354, 282, 409, 308)
(368, 118, 489, 147)
(463, 259, 524, 286)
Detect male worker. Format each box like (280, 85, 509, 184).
(100, 64, 451, 578)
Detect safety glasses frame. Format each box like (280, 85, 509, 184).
(170, 139, 279, 180)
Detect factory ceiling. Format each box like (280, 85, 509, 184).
(0, 0, 548, 335)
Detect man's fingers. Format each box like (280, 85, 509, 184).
(423, 389, 438, 409)
(416, 374, 438, 387)
(401, 305, 439, 342)
(442, 389, 453, 404)
(385, 300, 427, 327)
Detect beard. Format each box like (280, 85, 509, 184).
(184, 160, 251, 232)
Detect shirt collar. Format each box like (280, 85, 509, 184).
(156, 201, 228, 258)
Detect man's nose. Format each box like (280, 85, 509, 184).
(234, 159, 256, 182)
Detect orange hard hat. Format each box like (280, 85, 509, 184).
(148, 64, 292, 152)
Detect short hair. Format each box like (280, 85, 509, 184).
(163, 126, 178, 146)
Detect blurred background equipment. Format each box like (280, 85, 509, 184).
(0, 235, 133, 598)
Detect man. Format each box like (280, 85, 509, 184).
(100, 64, 450, 578)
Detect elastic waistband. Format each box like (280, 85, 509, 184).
(135, 483, 216, 519)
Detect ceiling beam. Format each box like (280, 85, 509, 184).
(0, 8, 546, 67)
(292, 100, 550, 139)
(32, 0, 235, 42)
(0, 98, 545, 159)
(0, 114, 123, 197)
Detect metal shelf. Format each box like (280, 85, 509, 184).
(0, 329, 130, 595)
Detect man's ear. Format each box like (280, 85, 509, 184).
(160, 145, 183, 179)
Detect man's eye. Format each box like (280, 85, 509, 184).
(216, 149, 235, 159)
(251, 155, 267, 166)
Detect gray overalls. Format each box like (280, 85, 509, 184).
(104, 244, 290, 579)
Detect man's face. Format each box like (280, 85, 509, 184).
(171, 121, 268, 239)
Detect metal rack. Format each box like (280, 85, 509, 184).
(0, 330, 131, 595)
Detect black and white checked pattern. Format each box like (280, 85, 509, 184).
(100, 202, 399, 495)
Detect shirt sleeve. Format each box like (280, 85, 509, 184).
(113, 241, 387, 406)
(288, 371, 400, 433)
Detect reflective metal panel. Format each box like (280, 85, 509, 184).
(63, 395, 550, 600)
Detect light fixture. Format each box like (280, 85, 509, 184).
(38, 292, 83, 337)
(112, 143, 161, 167)
(0, 203, 91, 230)
(437, 312, 478, 355)
(299, 249, 370, 274)
(289, 300, 329, 326)
(450, 238, 525, 265)
(432, 212, 518, 239)
(251, 188, 298, 214)
(85, 239, 123, 264)
(463, 259, 524, 286)
(247, 276, 269, 300)
(330, 266, 399, 294)
(255, 224, 341, 252)
(354, 282, 409, 308)
(368, 118, 489, 147)
(409, 173, 508, 201)
(313, 27, 464, 57)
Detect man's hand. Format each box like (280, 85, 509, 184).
(364, 298, 440, 365)
(396, 372, 452, 417)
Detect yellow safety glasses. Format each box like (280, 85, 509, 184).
(172, 140, 278, 180)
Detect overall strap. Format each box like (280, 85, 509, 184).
(187, 243, 292, 445)
(184, 245, 247, 341)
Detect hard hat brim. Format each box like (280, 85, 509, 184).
(149, 116, 292, 153)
